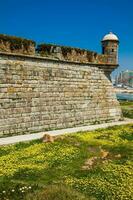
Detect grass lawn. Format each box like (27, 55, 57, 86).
(0, 124, 133, 200)
(120, 101, 133, 119)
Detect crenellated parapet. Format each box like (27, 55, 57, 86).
(36, 43, 114, 66)
(0, 33, 119, 71)
(0, 34, 36, 55)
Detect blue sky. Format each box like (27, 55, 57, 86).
(0, 0, 133, 77)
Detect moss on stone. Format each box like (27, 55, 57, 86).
(0, 34, 36, 51)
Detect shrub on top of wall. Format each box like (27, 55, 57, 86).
(37, 43, 74, 56)
(0, 34, 36, 55)
(36, 43, 54, 56)
(36, 43, 96, 62)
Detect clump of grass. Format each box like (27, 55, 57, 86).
(25, 185, 93, 200)
(120, 100, 133, 118)
(122, 109, 133, 118)
(119, 101, 133, 106)
(0, 181, 40, 200)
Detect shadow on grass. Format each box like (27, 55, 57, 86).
(25, 184, 95, 200)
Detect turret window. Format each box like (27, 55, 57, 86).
(102, 47, 105, 54)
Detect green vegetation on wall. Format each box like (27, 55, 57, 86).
(37, 43, 96, 60)
(0, 34, 36, 51)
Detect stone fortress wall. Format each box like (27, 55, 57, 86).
(0, 34, 122, 137)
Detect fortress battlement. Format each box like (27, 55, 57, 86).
(0, 33, 118, 67)
(0, 32, 122, 138)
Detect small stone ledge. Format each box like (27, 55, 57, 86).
(0, 51, 118, 68)
(0, 119, 132, 146)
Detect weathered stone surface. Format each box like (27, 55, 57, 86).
(0, 53, 122, 137)
(0, 34, 35, 55)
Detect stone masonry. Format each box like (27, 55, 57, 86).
(0, 34, 122, 137)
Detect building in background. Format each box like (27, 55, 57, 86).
(115, 70, 133, 88)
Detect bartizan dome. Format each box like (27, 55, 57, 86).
(102, 32, 119, 42)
